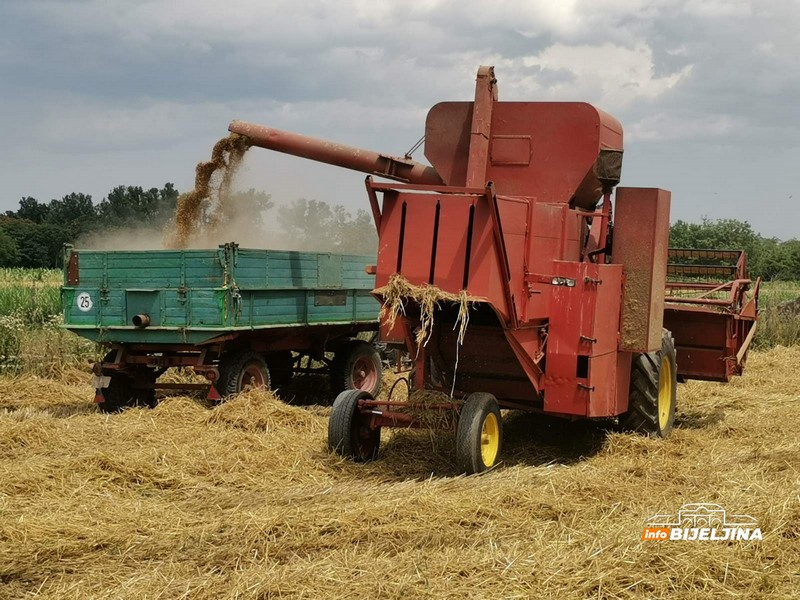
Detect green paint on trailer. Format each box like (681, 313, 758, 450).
(62, 244, 380, 344)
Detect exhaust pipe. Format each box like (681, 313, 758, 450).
(132, 314, 150, 328)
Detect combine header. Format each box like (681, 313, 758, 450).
(230, 66, 759, 474)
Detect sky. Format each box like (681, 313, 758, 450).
(1, 0, 798, 239)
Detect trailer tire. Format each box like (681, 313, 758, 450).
(621, 329, 677, 437)
(98, 369, 156, 413)
(456, 392, 503, 475)
(328, 389, 380, 462)
(220, 351, 271, 398)
(331, 341, 382, 397)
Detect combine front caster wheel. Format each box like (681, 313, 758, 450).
(328, 390, 381, 462)
(456, 392, 503, 474)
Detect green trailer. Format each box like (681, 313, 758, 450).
(62, 243, 382, 411)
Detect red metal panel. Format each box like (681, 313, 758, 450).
(375, 190, 402, 288)
(580, 263, 623, 417)
(491, 136, 531, 165)
(425, 102, 622, 205)
(397, 195, 438, 286)
(505, 326, 545, 395)
(613, 352, 633, 416)
(497, 196, 529, 325)
(613, 188, 671, 353)
(432, 197, 473, 291)
(586, 351, 616, 417)
(464, 199, 509, 321)
(544, 262, 590, 415)
(585, 263, 623, 356)
(663, 306, 730, 382)
(544, 262, 623, 416)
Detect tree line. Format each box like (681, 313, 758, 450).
(0, 184, 378, 268)
(669, 218, 800, 280)
(0, 185, 798, 279)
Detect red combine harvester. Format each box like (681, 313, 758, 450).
(229, 66, 759, 474)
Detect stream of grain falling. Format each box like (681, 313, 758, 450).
(169, 133, 251, 248)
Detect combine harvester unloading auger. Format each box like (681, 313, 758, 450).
(229, 66, 759, 474)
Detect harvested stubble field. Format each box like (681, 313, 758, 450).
(0, 348, 798, 599)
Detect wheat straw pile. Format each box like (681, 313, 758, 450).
(1, 349, 798, 599)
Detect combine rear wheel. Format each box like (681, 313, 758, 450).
(621, 329, 677, 437)
(328, 390, 381, 461)
(456, 392, 503, 475)
(219, 351, 271, 397)
(331, 341, 383, 397)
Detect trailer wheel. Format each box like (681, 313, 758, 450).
(331, 341, 382, 397)
(456, 392, 503, 475)
(98, 369, 156, 413)
(220, 351, 271, 397)
(621, 329, 677, 437)
(328, 389, 380, 462)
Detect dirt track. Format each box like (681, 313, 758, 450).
(0, 348, 798, 599)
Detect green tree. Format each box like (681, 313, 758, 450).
(0, 218, 70, 268)
(210, 188, 274, 229)
(275, 198, 376, 254)
(96, 184, 178, 228)
(0, 227, 19, 266)
(13, 197, 49, 223)
(670, 217, 766, 277)
(46, 193, 96, 236)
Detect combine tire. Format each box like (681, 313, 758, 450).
(219, 351, 271, 397)
(328, 390, 380, 461)
(456, 392, 503, 475)
(621, 329, 677, 437)
(331, 341, 382, 397)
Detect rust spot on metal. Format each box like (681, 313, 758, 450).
(66, 251, 79, 285)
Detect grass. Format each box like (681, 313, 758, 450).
(752, 280, 800, 348)
(0, 268, 61, 326)
(0, 269, 97, 373)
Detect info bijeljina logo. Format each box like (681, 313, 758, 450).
(642, 503, 763, 542)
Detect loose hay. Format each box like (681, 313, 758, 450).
(374, 273, 481, 349)
(0, 348, 799, 598)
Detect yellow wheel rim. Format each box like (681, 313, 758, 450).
(657, 357, 673, 431)
(480, 412, 500, 467)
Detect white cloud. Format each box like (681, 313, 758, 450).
(627, 112, 739, 142)
(682, 0, 753, 18)
(487, 43, 693, 111)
